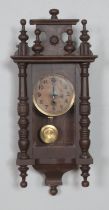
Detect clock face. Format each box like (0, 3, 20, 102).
(33, 74, 75, 117)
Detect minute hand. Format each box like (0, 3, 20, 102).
(52, 84, 58, 99)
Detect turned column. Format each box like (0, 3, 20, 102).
(79, 62, 90, 159)
(79, 62, 90, 187)
(17, 19, 29, 187)
(79, 19, 92, 187)
(17, 63, 29, 187)
(18, 63, 29, 160)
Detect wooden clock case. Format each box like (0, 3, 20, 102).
(11, 9, 97, 195)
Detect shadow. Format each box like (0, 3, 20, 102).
(90, 26, 109, 187)
(62, 168, 80, 189)
(3, 27, 19, 188)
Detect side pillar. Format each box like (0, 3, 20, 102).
(79, 62, 90, 187)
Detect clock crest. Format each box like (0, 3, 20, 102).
(11, 9, 97, 195)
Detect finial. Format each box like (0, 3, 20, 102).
(80, 19, 90, 42)
(18, 19, 29, 55)
(32, 29, 44, 55)
(79, 19, 92, 55)
(49, 186, 58, 195)
(64, 29, 75, 54)
(81, 19, 87, 30)
(19, 19, 28, 42)
(49, 9, 59, 19)
(20, 19, 26, 26)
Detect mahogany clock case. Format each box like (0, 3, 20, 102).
(11, 9, 97, 195)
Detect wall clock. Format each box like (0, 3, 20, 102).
(11, 9, 97, 195)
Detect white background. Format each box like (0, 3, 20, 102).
(0, 0, 109, 209)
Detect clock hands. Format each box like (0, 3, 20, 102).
(51, 78, 70, 107)
(51, 77, 58, 105)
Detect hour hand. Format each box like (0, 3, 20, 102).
(50, 84, 58, 99)
(53, 86, 58, 97)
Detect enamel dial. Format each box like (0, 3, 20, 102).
(33, 74, 75, 117)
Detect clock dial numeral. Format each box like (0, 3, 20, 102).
(40, 100, 43, 104)
(39, 84, 44, 90)
(37, 92, 41, 97)
(43, 80, 48, 84)
(51, 100, 56, 105)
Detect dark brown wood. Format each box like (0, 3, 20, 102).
(17, 62, 30, 187)
(11, 9, 97, 194)
(50, 35, 59, 45)
(33, 162, 77, 195)
(17, 22, 30, 187)
(64, 29, 75, 54)
(11, 55, 97, 63)
(79, 19, 92, 56)
(32, 29, 44, 55)
(79, 62, 91, 186)
(79, 19, 92, 186)
(18, 165, 29, 187)
(49, 9, 59, 19)
(30, 19, 79, 25)
(79, 62, 90, 159)
(30, 9, 79, 26)
(18, 63, 29, 159)
(80, 165, 90, 187)
(18, 19, 29, 56)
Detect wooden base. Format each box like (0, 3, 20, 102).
(33, 160, 77, 195)
(16, 152, 93, 195)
